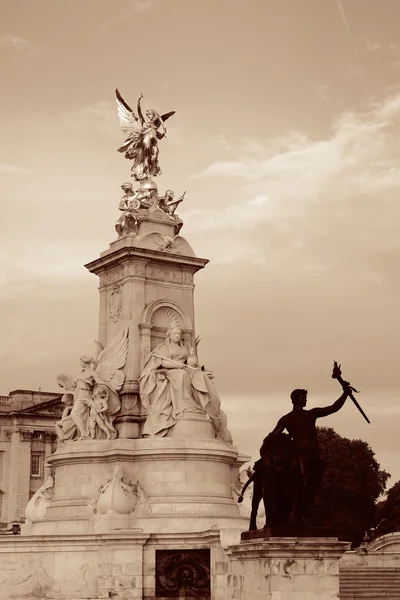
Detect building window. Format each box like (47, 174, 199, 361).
(30, 453, 43, 477)
(32, 432, 43, 440)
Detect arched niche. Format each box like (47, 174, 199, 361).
(139, 299, 193, 368)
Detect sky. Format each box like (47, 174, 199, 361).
(1, 0, 400, 487)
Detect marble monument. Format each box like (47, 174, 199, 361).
(0, 90, 350, 600)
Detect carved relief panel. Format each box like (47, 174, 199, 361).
(109, 284, 123, 323)
(155, 549, 211, 600)
(99, 262, 146, 287)
(146, 266, 183, 285)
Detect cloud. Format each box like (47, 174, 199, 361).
(60, 101, 117, 133)
(0, 163, 33, 175)
(183, 91, 400, 427)
(315, 84, 331, 105)
(128, 0, 163, 13)
(0, 34, 43, 59)
(365, 40, 381, 53)
(189, 93, 400, 240)
(364, 39, 400, 69)
(184, 93, 400, 268)
(100, 0, 165, 30)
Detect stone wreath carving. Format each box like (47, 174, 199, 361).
(109, 284, 123, 323)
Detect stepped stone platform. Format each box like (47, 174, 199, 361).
(340, 566, 400, 599)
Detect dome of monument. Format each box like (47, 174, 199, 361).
(140, 178, 158, 192)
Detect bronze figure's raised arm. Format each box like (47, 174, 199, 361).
(115, 88, 175, 183)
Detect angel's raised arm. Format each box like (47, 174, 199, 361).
(137, 93, 145, 125)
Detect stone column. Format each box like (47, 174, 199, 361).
(139, 322, 152, 371)
(224, 536, 351, 600)
(44, 432, 54, 478)
(7, 429, 32, 522)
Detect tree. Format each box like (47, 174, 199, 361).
(309, 427, 390, 546)
(374, 480, 400, 536)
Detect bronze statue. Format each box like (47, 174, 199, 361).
(115, 89, 175, 182)
(115, 182, 140, 237)
(240, 362, 365, 530)
(157, 190, 186, 217)
(239, 434, 298, 530)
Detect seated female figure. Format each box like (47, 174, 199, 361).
(139, 325, 232, 444)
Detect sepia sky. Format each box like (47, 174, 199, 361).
(1, 0, 400, 486)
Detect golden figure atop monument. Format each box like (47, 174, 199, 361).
(115, 89, 175, 182)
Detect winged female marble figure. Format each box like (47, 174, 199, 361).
(115, 89, 175, 182)
(56, 326, 129, 441)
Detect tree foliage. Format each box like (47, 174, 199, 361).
(373, 480, 400, 536)
(309, 427, 390, 546)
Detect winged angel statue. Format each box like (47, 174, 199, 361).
(115, 89, 175, 182)
(55, 326, 129, 442)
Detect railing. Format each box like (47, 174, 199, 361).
(0, 396, 9, 404)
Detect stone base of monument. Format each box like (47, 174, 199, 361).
(0, 527, 350, 600)
(0, 408, 255, 598)
(225, 534, 351, 600)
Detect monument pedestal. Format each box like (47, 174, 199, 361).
(223, 535, 351, 600)
(21, 412, 249, 538)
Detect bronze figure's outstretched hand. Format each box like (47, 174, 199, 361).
(332, 360, 370, 424)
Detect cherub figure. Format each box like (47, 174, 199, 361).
(115, 89, 175, 181)
(87, 385, 118, 440)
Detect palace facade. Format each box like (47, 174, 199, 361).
(0, 390, 61, 526)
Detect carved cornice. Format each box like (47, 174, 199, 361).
(0, 532, 150, 549)
(85, 246, 208, 278)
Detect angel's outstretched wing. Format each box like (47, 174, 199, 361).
(115, 89, 141, 136)
(96, 325, 129, 392)
(92, 340, 104, 370)
(160, 110, 176, 123)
